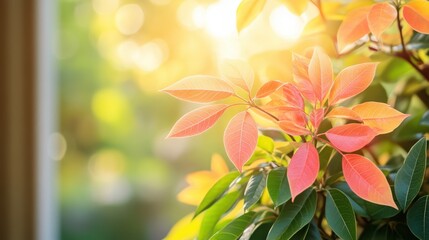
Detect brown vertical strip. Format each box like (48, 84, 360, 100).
(0, 0, 37, 239)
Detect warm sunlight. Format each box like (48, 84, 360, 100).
(269, 5, 304, 40)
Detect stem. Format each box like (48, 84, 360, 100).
(317, 192, 327, 235)
(251, 103, 280, 121)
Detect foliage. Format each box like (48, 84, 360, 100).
(165, 0, 429, 239)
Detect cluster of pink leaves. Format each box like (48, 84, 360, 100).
(163, 48, 409, 209)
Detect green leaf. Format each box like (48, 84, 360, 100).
(393, 112, 429, 142)
(395, 138, 427, 211)
(236, 0, 267, 32)
(195, 171, 240, 218)
(290, 220, 321, 240)
(333, 182, 399, 220)
(249, 222, 273, 240)
(326, 189, 357, 240)
(210, 211, 257, 240)
(407, 196, 429, 240)
(381, 57, 416, 83)
(318, 146, 333, 178)
(198, 190, 242, 240)
(356, 83, 388, 103)
(267, 188, 317, 240)
(267, 167, 291, 207)
(244, 171, 266, 210)
(258, 135, 275, 153)
(421, 111, 429, 127)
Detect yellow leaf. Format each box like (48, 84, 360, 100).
(164, 213, 203, 240)
(236, 0, 267, 32)
(280, 0, 308, 15)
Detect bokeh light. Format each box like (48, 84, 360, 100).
(270, 5, 304, 40)
(115, 4, 144, 35)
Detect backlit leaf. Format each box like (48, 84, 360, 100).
(367, 2, 397, 38)
(257, 135, 274, 153)
(342, 154, 398, 209)
(163, 75, 234, 103)
(198, 191, 242, 240)
(329, 62, 378, 105)
(224, 111, 259, 171)
(256, 80, 284, 98)
(292, 53, 317, 103)
(352, 102, 410, 134)
(280, 0, 308, 15)
(310, 108, 325, 130)
(288, 143, 319, 201)
(407, 196, 429, 240)
(195, 171, 240, 218)
(326, 107, 362, 121)
(279, 121, 311, 136)
(168, 104, 229, 138)
(395, 138, 427, 211)
(326, 189, 357, 240)
(210, 211, 257, 240)
(244, 172, 266, 210)
(308, 48, 333, 102)
(164, 213, 203, 240)
(337, 6, 371, 53)
(403, 0, 429, 34)
(282, 83, 305, 110)
(267, 188, 317, 240)
(267, 167, 291, 207)
(326, 124, 376, 152)
(236, 0, 267, 32)
(220, 59, 255, 92)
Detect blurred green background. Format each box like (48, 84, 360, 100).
(58, 0, 241, 239)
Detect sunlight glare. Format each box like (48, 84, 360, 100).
(133, 41, 166, 72)
(115, 4, 144, 35)
(270, 5, 304, 40)
(204, 0, 240, 38)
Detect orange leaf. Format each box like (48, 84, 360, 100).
(342, 154, 398, 209)
(326, 123, 376, 152)
(220, 59, 254, 92)
(337, 7, 371, 53)
(403, 0, 429, 34)
(224, 111, 258, 171)
(288, 143, 319, 201)
(308, 48, 334, 102)
(292, 53, 317, 103)
(310, 108, 325, 130)
(168, 104, 229, 138)
(282, 83, 304, 110)
(163, 75, 234, 103)
(367, 2, 397, 38)
(351, 102, 410, 134)
(279, 120, 311, 136)
(256, 80, 284, 98)
(328, 62, 378, 105)
(326, 107, 362, 121)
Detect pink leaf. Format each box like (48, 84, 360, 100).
(168, 104, 229, 138)
(282, 83, 305, 110)
(310, 108, 325, 130)
(292, 53, 317, 103)
(326, 124, 376, 152)
(288, 143, 319, 201)
(224, 111, 258, 171)
(326, 107, 362, 121)
(308, 48, 334, 102)
(220, 59, 254, 92)
(162, 75, 234, 103)
(342, 154, 398, 209)
(328, 63, 378, 105)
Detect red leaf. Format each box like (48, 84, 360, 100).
(288, 143, 319, 201)
(328, 63, 378, 105)
(342, 154, 398, 209)
(368, 2, 397, 38)
(292, 53, 317, 103)
(326, 124, 376, 152)
(403, 0, 429, 34)
(163, 75, 234, 103)
(310, 108, 325, 130)
(337, 7, 371, 53)
(282, 83, 304, 110)
(351, 102, 410, 134)
(308, 48, 334, 102)
(167, 104, 229, 138)
(224, 111, 258, 171)
(326, 107, 362, 121)
(255, 80, 284, 98)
